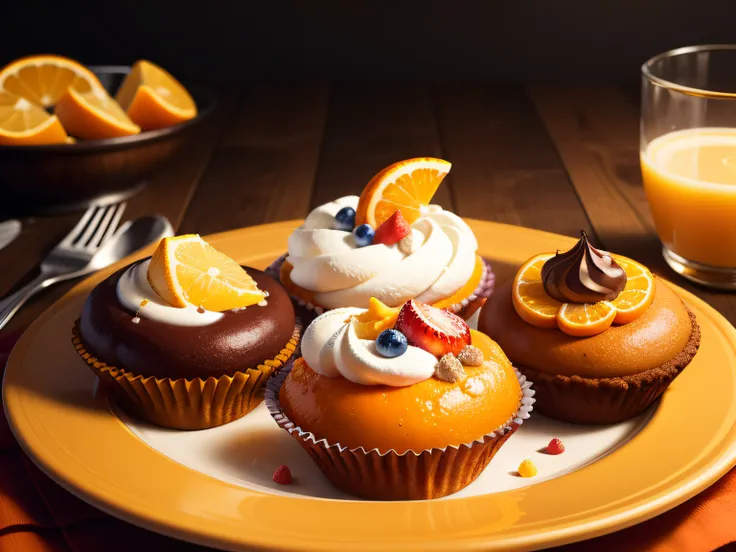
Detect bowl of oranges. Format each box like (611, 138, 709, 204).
(0, 55, 216, 213)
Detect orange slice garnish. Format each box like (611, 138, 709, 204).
(353, 297, 401, 339)
(610, 256, 655, 325)
(55, 87, 140, 140)
(557, 302, 617, 337)
(147, 234, 266, 312)
(0, 90, 67, 145)
(115, 60, 197, 130)
(355, 157, 451, 228)
(0, 55, 104, 109)
(512, 253, 561, 329)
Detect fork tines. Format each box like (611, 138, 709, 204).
(61, 202, 127, 251)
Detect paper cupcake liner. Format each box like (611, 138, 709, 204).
(517, 309, 701, 425)
(267, 254, 496, 323)
(72, 321, 302, 430)
(265, 359, 535, 500)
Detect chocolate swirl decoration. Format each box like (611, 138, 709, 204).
(541, 232, 627, 303)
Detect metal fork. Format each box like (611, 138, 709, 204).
(0, 202, 127, 331)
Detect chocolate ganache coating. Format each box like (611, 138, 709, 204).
(541, 232, 627, 303)
(78, 260, 296, 379)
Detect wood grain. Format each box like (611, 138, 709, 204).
(434, 84, 592, 238)
(178, 83, 329, 235)
(529, 84, 736, 323)
(310, 83, 453, 212)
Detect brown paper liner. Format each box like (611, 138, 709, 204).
(267, 253, 496, 323)
(265, 362, 535, 500)
(518, 309, 701, 425)
(72, 321, 301, 430)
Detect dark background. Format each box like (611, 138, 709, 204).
(4, 0, 736, 83)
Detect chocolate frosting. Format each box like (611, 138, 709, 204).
(541, 232, 627, 303)
(78, 260, 296, 379)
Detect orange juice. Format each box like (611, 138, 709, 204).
(641, 128, 736, 267)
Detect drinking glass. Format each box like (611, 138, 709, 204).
(641, 45, 736, 289)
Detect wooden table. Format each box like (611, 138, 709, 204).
(2, 82, 735, 332)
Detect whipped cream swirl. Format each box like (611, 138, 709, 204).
(117, 260, 224, 326)
(301, 307, 437, 386)
(541, 232, 627, 303)
(287, 196, 478, 309)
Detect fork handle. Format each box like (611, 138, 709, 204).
(0, 273, 57, 331)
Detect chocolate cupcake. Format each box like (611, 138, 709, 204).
(73, 235, 301, 430)
(479, 232, 700, 424)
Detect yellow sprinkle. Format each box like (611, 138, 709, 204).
(518, 459, 537, 478)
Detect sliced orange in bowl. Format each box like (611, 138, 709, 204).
(0, 90, 67, 145)
(55, 87, 140, 140)
(512, 253, 562, 329)
(355, 157, 451, 228)
(115, 60, 197, 130)
(557, 301, 617, 337)
(0, 54, 104, 109)
(610, 256, 655, 325)
(147, 234, 266, 312)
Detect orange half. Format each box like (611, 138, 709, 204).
(355, 157, 451, 228)
(0, 54, 104, 109)
(0, 90, 67, 145)
(55, 87, 140, 140)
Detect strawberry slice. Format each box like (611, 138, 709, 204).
(373, 210, 411, 246)
(395, 300, 470, 357)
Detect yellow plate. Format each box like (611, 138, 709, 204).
(4, 221, 736, 551)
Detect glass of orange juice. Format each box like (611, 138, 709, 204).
(641, 45, 736, 289)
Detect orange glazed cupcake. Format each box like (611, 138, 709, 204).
(479, 232, 700, 425)
(266, 298, 534, 500)
(269, 158, 494, 322)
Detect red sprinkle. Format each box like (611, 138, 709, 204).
(272, 465, 292, 484)
(546, 438, 565, 455)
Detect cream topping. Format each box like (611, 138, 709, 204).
(302, 307, 437, 387)
(116, 260, 224, 326)
(287, 197, 478, 309)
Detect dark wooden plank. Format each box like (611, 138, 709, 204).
(0, 86, 240, 334)
(433, 84, 592, 238)
(310, 83, 453, 212)
(528, 84, 736, 323)
(178, 83, 329, 235)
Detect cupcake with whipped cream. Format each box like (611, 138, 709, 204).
(270, 158, 494, 321)
(72, 234, 301, 430)
(265, 297, 534, 500)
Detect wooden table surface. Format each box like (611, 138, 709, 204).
(2, 82, 735, 333)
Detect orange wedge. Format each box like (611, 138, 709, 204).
(512, 253, 562, 329)
(355, 158, 451, 228)
(147, 235, 266, 312)
(353, 297, 401, 339)
(115, 60, 197, 130)
(55, 87, 140, 140)
(557, 302, 617, 337)
(610, 256, 655, 325)
(0, 90, 67, 145)
(0, 55, 104, 109)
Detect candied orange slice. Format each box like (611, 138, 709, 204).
(116, 60, 197, 130)
(55, 87, 140, 140)
(0, 55, 104, 109)
(0, 90, 67, 145)
(610, 256, 655, 325)
(353, 297, 401, 339)
(147, 234, 266, 312)
(355, 157, 451, 228)
(557, 301, 617, 337)
(512, 253, 561, 329)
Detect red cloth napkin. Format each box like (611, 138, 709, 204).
(1, 331, 734, 552)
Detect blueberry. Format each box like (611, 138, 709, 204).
(334, 206, 356, 231)
(376, 329, 408, 358)
(353, 223, 375, 247)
